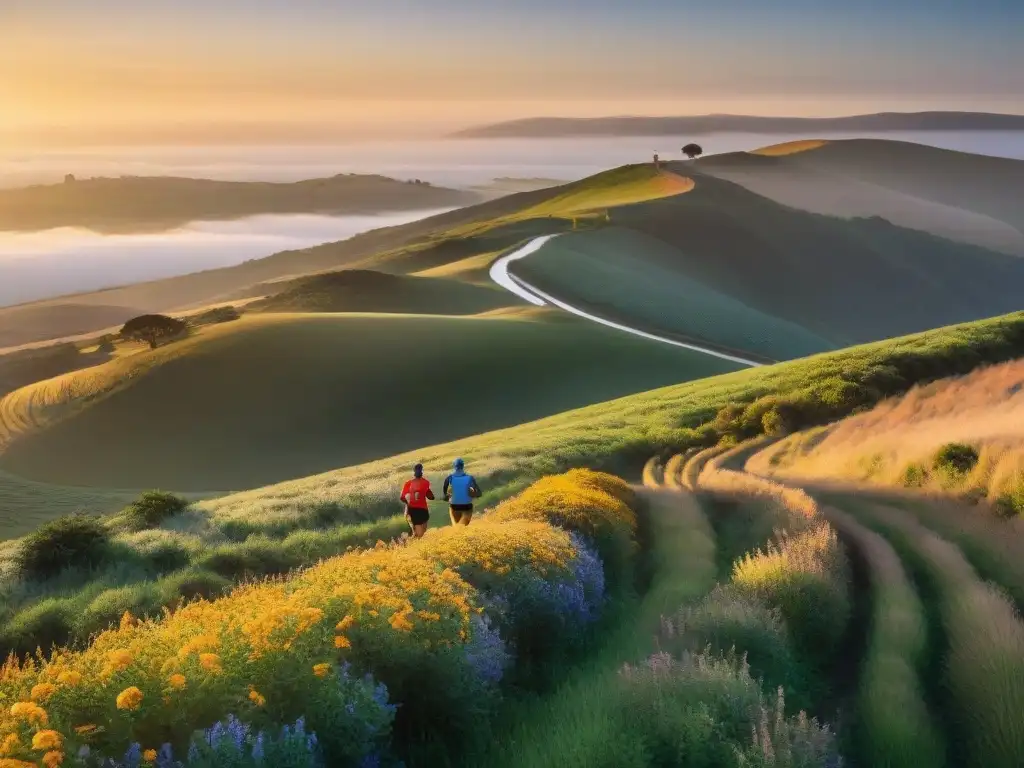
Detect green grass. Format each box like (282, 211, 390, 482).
(824, 506, 946, 767)
(250, 270, 510, 315)
(849, 502, 1024, 768)
(477, 488, 718, 768)
(513, 226, 834, 361)
(0, 311, 737, 495)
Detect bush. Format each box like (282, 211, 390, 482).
(489, 470, 637, 588)
(661, 586, 811, 709)
(732, 524, 851, 667)
(156, 567, 232, 604)
(901, 463, 928, 488)
(122, 490, 189, 531)
(616, 650, 840, 767)
(933, 443, 979, 477)
(80, 584, 162, 635)
(199, 537, 295, 580)
(15, 513, 111, 580)
(0, 598, 76, 656)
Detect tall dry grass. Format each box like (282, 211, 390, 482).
(856, 502, 1024, 768)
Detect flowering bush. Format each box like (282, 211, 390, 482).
(489, 470, 637, 587)
(0, 471, 634, 765)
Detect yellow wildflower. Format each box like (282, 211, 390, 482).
(0, 759, 36, 768)
(116, 687, 143, 711)
(9, 702, 47, 725)
(73, 725, 98, 736)
(312, 663, 331, 678)
(108, 649, 133, 671)
(248, 688, 266, 707)
(336, 615, 356, 632)
(167, 674, 187, 690)
(30, 683, 56, 702)
(389, 610, 414, 632)
(1, 733, 20, 756)
(143, 749, 157, 763)
(42, 751, 64, 768)
(334, 635, 352, 649)
(199, 653, 221, 673)
(56, 671, 81, 686)
(31, 731, 62, 751)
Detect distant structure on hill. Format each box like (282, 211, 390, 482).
(64, 174, 76, 184)
(653, 152, 660, 169)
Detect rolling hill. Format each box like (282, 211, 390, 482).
(0, 174, 479, 233)
(0, 312, 738, 492)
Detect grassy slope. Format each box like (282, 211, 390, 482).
(590, 168, 1024, 347)
(696, 139, 1024, 254)
(0, 175, 478, 233)
(249, 270, 510, 315)
(0, 312, 737, 494)
(513, 226, 833, 361)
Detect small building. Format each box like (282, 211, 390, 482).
(64, 173, 76, 184)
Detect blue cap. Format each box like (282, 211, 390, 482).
(453, 457, 465, 470)
(413, 463, 423, 477)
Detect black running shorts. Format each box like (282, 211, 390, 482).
(407, 507, 430, 526)
(449, 503, 473, 522)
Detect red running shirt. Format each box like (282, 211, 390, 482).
(402, 478, 433, 509)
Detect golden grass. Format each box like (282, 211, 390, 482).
(413, 251, 502, 280)
(750, 140, 830, 157)
(754, 359, 1024, 508)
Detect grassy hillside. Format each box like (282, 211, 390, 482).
(697, 139, 1024, 254)
(0, 312, 737, 492)
(249, 270, 509, 315)
(0, 174, 479, 233)
(526, 167, 1024, 349)
(512, 226, 833, 361)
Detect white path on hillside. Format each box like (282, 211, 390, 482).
(489, 234, 763, 368)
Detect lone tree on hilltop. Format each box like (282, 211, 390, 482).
(120, 314, 187, 349)
(682, 143, 704, 160)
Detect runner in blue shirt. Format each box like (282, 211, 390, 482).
(443, 457, 481, 526)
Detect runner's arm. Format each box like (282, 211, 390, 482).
(399, 481, 410, 505)
(442, 475, 452, 500)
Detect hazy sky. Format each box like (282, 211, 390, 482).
(3, 0, 1023, 145)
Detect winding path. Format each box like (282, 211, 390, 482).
(489, 234, 763, 368)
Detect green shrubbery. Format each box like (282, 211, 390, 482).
(14, 513, 111, 580)
(121, 490, 190, 531)
(933, 442, 979, 478)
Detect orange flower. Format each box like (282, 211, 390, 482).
(43, 751, 64, 768)
(9, 702, 47, 725)
(199, 653, 222, 673)
(73, 725, 98, 736)
(31, 731, 62, 751)
(116, 687, 143, 711)
(335, 615, 356, 632)
(143, 749, 157, 762)
(167, 674, 187, 690)
(108, 649, 133, 671)
(56, 671, 81, 686)
(30, 683, 56, 702)
(334, 635, 352, 649)
(1, 759, 37, 768)
(1, 733, 21, 756)
(312, 663, 331, 678)
(248, 688, 266, 707)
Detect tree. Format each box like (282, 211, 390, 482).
(120, 314, 187, 349)
(682, 143, 704, 160)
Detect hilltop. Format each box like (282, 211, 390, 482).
(0, 174, 479, 233)
(453, 110, 1024, 138)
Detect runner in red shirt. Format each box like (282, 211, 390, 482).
(400, 463, 434, 538)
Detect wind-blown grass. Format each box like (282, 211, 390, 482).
(854, 502, 1024, 767)
(824, 505, 945, 767)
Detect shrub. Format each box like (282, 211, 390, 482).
(0, 598, 76, 656)
(156, 567, 232, 604)
(122, 491, 190, 531)
(901, 463, 928, 488)
(661, 586, 811, 709)
(15, 513, 111, 580)
(199, 537, 295, 579)
(489, 470, 637, 588)
(617, 651, 840, 767)
(933, 443, 979, 477)
(80, 584, 162, 636)
(732, 524, 851, 667)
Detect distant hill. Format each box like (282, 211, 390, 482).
(454, 111, 1024, 138)
(0, 174, 480, 233)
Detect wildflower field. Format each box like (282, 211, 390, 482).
(0, 471, 632, 767)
